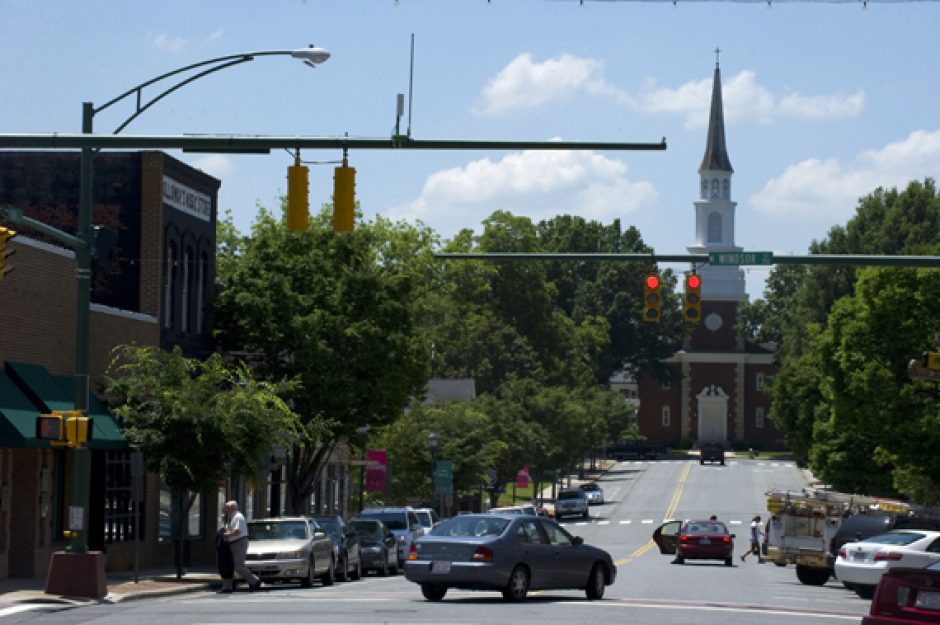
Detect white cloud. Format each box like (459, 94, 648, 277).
(751, 128, 940, 218)
(206, 28, 224, 42)
(475, 54, 864, 127)
(391, 149, 657, 235)
(188, 154, 236, 180)
(152, 33, 189, 54)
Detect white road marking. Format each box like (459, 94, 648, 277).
(0, 605, 57, 617)
(619, 520, 631, 524)
(597, 520, 610, 525)
(641, 519, 654, 524)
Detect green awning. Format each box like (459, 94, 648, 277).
(0, 362, 126, 450)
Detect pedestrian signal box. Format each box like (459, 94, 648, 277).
(36, 414, 66, 444)
(923, 352, 940, 371)
(35, 411, 91, 447)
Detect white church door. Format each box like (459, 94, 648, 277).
(696, 385, 729, 444)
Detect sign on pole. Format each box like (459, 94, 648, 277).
(434, 460, 453, 496)
(516, 467, 530, 489)
(709, 251, 773, 266)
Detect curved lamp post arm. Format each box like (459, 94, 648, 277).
(90, 48, 329, 133)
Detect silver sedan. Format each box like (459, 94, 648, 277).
(403, 513, 616, 602)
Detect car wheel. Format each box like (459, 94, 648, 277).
(674, 555, 685, 564)
(390, 553, 400, 576)
(582, 509, 589, 520)
(321, 557, 336, 586)
(379, 552, 390, 576)
(795, 564, 830, 586)
(351, 553, 362, 581)
(585, 563, 605, 600)
(300, 556, 315, 588)
(699, 459, 704, 465)
(725, 557, 733, 567)
(855, 585, 876, 599)
(502, 566, 529, 602)
(421, 583, 448, 601)
(337, 554, 349, 582)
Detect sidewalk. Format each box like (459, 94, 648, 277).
(0, 567, 221, 606)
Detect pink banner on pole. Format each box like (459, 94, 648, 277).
(516, 466, 530, 489)
(365, 450, 387, 492)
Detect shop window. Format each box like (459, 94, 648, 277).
(661, 406, 671, 427)
(158, 484, 203, 541)
(103, 450, 140, 544)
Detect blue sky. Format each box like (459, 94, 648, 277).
(2, 0, 938, 299)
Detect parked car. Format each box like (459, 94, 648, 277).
(835, 530, 940, 598)
(490, 505, 539, 516)
(829, 511, 940, 570)
(554, 488, 589, 520)
(863, 561, 940, 625)
(348, 518, 399, 576)
(607, 438, 662, 460)
(652, 519, 735, 566)
(413, 507, 440, 533)
(580, 483, 604, 505)
(310, 515, 362, 582)
(404, 513, 616, 602)
(355, 506, 422, 568)
(699, 442, 725, 465)
(245, 517, 335, 588)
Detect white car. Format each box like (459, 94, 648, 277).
(580, 483, 604, 505)
(835, 529, 940, 598)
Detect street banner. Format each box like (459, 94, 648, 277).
(516, 466, 530, 489)
(365, 449, 387, 492)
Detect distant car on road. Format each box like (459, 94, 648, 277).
(245, 517, 336, 588)
(355, 506, 422, 569)
(863, 561, 940, 624)
(699, 442, 725, 465)
(607, 438, 662, 460)
(554, 488, 589, 520)
(404, 513, 616, 602)
(348, 518, 399, 576)
(580, 483, 604, 505)
(652, 519, 735, 566)
(310, 515, 362, 582)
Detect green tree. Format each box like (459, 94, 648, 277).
(103, 345, 299, 577)
(213, 207, 431, 513)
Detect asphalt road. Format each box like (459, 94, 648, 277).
(5, 458, 871, 625)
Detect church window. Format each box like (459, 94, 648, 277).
(701, 180, 708, 199)
(711, 179, 719, 198)
(661, 406, 670, 427)
(722, 179, 730, 199)
(755, 407, 765, 428)
(707, 212, 722, 243)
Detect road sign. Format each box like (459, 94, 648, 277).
(709, 251, 773, 266)
(434, 460, 453, 496)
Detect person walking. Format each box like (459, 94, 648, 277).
(740, 515, 764, 563)
(221, 500, 260, 591)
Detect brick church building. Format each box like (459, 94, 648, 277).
(635, 60, 785, 451)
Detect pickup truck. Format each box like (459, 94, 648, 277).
(607, 439, 662, 460)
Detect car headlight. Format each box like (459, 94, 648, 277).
(276, 550, 307, 559)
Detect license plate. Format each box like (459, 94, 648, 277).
(853, 552, 866, 561)
(431, 561, 451, 574)
(915, 590, 940, 610)
(699, 538, 711, 545)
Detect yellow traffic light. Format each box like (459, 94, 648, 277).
(0, 225, 15, 281)
(643, 273, 662, 322)
(683, 273, 702, 323)
(923, 352, 940, 371)
(287, 153, 310, 232)
(333, 156, 356, 232)
(65, 414, 92, 447)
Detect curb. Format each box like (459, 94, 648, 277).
(104, 581, 214, 604)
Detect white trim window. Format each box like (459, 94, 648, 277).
(756, 372, 765, 391)
(661, 406, 671, 427)
(662, 379, 671, 390)
(755, 407, 765, 428)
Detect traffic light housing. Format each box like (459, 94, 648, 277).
(36, 413, 66, 444)
(923, 352, 940, 371)
(35, 411, 91, 447)
(643, 273, 662, 322)
(0, 225, 15, 281)
(287, 153, 310, 232)
(683, 273, 702, 323)
(65, 414, 93, 446)
(333, 157, 356, 232)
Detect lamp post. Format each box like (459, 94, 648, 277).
(67, 46, 329, 555)
(427, 432, 439, 515)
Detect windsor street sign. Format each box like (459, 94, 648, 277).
(709, 251, 773, 266)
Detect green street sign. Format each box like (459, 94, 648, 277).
(709, 251, 773, 266)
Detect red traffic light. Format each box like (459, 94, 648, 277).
(687, 275, 701, 289)
(645, 275, 660, 289)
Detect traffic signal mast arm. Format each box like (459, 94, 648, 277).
(435, 252, 940, 268)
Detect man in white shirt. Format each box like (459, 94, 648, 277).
(221, 500, 260, 592)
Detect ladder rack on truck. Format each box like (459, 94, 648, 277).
(763, 489, 936, 586)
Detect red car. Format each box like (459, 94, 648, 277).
(862, 563, 940, 624)
(652, 519, 735, 566)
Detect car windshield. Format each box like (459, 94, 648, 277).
(432, 516, 510, 537)
(558, 490, 583, 500)
(360, 512, 407, 530)
(862, 531, 926, 546)
(581, 484, 600, 492)
(314, 519, 341, 540)
(684, 522, 728, 534)
(248, 521, 308, 541)
(415, 511, 433, 526)
(349, 521, 379, 539)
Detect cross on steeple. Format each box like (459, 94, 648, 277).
(714, 47, 721, 68)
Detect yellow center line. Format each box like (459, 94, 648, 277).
(614, 461, 692, 566)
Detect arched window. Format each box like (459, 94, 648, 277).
(707, 212, 722, 243)
(722, 179, 730, 199)
(181, 248, 192, 333)
(164, 242, 177, 329)
(197, 252, 208, 334)
(711, 179, 719, 198)
(701, 180, 708, 199)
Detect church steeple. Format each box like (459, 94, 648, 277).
(698, 52, 733, 174)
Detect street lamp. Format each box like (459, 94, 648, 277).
(68, 46, 329, 555)
(427, 432, 439, 514)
